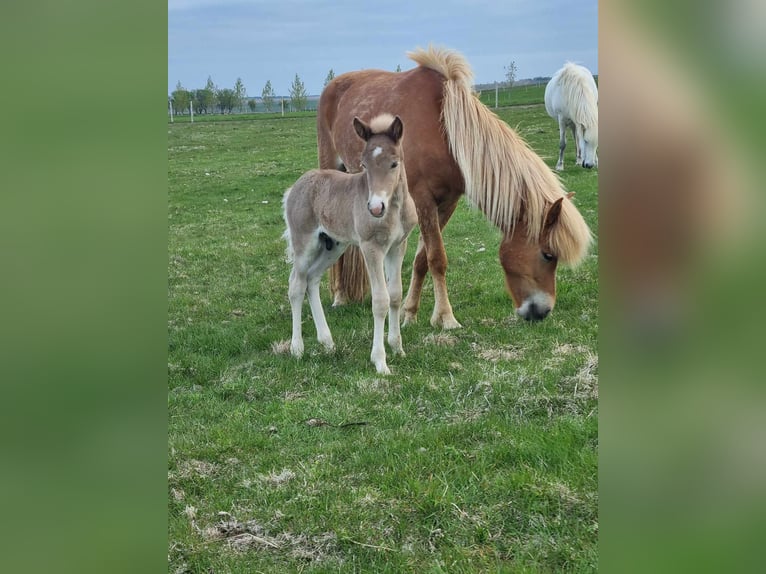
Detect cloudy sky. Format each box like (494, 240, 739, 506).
(168, 0, 597, 96)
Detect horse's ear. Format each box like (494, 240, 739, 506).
(544, 197, 564, 233)
(388, 116, 403, 143)
(566, 192, 575, 200)
(353, 117, 371, 141)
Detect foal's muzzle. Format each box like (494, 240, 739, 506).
(368, 200, 385, 218)
(582, 161, 594, 169)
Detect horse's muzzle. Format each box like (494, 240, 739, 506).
(368, 201, 385, 218)
(582, 161, 594, 169)
(516, 294, 553, 322)
(519, 304, 551, 321)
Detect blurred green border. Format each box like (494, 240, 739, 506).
(0, 2, 168, 572)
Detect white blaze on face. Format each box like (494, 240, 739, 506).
(372, 146, 382, 158)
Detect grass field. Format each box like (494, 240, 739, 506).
(168, 101, 598, 572)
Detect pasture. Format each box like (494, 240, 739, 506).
(168, 103, 598, 572)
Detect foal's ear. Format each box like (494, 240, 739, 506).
(544, 197, 564, 233)
(353, 117, 372, 141)
(388, 115, 404, 143)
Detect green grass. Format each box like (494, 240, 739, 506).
(168, 104, 598, 572)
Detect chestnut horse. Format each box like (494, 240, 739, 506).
(319, 46, 592, 328)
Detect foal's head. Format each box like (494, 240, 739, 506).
(499, 196, 589, 321)
(352, 114, 404, 218)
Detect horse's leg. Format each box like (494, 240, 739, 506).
(408, 200, 461, 330)
(430, 199, 461, 329)
(572, 123, 581, 165)
(305, 246, 345, 352)
(402, 234, 427, 326)
(556, 117, 566, 171)
(384, 239, 408, 356)
(361, 243, 390, 374)
(288, 263, 308, 358)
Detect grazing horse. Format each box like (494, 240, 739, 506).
(544, 62, 599, 170)
(319, 46, 592, 327)
(283, 114, 417, 375)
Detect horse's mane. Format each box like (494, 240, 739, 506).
(407, 45, 592, 265)
(557, 62, 598, 131)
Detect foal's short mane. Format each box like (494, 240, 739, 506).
(557, 62, 598, 131)
(407, 45, 592, 265)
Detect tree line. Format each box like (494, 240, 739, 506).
(169, 69, 338, 115)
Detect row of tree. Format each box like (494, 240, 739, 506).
(170, 69, 339, 115)
(169, 62, 517, 115)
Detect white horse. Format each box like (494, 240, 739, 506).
(545, 63, 598, 170)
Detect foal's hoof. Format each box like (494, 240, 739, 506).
(331, 293, 349, 307)
(375, 363, 391, 375)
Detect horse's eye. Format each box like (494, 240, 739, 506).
(360, 163, 366, 169)
(391, 161, 399, 169)
(542, 252, 556, 262)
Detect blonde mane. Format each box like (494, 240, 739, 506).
(407, 45, 592, 265)
(557, 62, 598, 131)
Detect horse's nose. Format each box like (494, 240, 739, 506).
(520, 302, 551, 322)
(368, 199, 385, 217)
(582, 161, 594, 169)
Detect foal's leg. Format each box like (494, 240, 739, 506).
(361, 243, 390, 375)
(384, 239, 408, 356)
(556, 117, 567, 171)
(288, 265, 308, 358)
(305, 246, 344, 352)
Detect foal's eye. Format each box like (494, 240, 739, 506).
(360, 162, 366, 169)
(390, 161, 399, 169)
(542, 252, 556, 262)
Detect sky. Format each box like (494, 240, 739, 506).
(168, 0, 598, 97)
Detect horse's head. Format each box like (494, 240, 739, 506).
(578, 123, 599, 169)
(499, 197, 569, 321)
(353, 114, 405, 218)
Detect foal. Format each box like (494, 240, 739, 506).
(283, 114, 417, 374)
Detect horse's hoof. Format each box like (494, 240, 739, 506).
(290, 343, 304, 358)
(331, 293, 349, 307)
(431, 314, 462, 330)
(402, 312, 418, 326)
(376, 363, 391, 375)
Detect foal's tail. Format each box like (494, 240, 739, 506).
(282, 187, 295, 263)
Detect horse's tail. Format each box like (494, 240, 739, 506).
(328, 246, 369, 304)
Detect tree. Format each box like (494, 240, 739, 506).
(262, 80, 275, 112)
(234, 77, 246, 112)
(193, 76, 217, 114)
(504, 61, 517, 88)
(247, 99, 257, 112)
(396, 64, 401, 72)
(217, 88, 237, 114)
(171, 81, 190, 115)
(289, 73, 307, 112)
(323, 69, 335, 88)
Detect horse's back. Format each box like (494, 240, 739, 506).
(319, 66, 460, 194)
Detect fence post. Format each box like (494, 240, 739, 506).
(169, 100, 174, 123)
(495, 82, 498, 109)
(190, 101, 193, 123)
